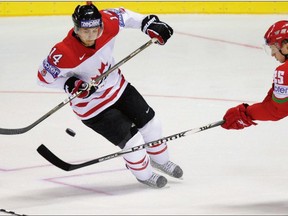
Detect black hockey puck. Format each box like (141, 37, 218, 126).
(66, 128, 76, 137)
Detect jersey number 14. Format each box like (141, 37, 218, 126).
(49, 47, 63, 65)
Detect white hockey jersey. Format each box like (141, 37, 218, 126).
(37, 8, 145, 120)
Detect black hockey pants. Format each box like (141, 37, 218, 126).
(82, 83, 155, 149)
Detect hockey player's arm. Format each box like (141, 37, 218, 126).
(37, 44, 76, 90)
(248, 67, 288, 121)
(222, 87, 288, 130)
(106, 8, 173, 45)
(37, 57, 70, 89)
(103, 8, 144, 29)
(246, 91, 288, 121)
(222, 65, 288, 130)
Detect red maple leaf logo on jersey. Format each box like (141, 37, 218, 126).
(91, 62, 111, 86)
(98, 62, 108, 74)
(91, 62, 108, 80)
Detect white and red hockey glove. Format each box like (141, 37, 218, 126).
(141, 15, 173, 45)
(221, 103, 257, 130)
(64, 77, 96, 99)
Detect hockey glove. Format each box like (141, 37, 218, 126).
(64, 77, 96, 99)
(141, 15, 173, 45)
(221, 103, 257, 130)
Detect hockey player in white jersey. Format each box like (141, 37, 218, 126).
(37, 3, 183, 188)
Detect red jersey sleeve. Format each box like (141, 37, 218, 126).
(247, 61, 288, 121)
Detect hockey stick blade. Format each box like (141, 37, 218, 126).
(37, 120, 224, 171)
(0, 39, 154, 135)
(37, 144, 131, 171)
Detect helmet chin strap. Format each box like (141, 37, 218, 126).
(279, 49, 288, 60)
(279, 40, 288, 60)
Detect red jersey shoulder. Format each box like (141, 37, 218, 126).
(93, 11, 120, 50)
(47, 29, 88, 69)
(101, 11, 120, 35)
(101, 8, 125, 27)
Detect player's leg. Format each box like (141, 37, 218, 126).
(115, 83, 183, 178)
(82, 107, 167, 187)
(138, 115, 183, 178)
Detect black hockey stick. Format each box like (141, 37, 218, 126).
(0, 38, 156, 135)
(37, 120, 225, 171)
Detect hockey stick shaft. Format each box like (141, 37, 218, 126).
(0, 39, 156, 135)
(37, 120, 225, 171)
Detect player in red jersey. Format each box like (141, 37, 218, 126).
(222, 20, 288, 130)
(37, 3, 183, 188)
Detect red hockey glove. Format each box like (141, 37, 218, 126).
(141, 15, 173, 45)
(221, 103, 257, 130)
(64, 77, 96, 99)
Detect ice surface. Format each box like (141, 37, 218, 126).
(1, 14, 288, 215)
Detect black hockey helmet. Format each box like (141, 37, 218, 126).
(72, 4, 102, 28)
